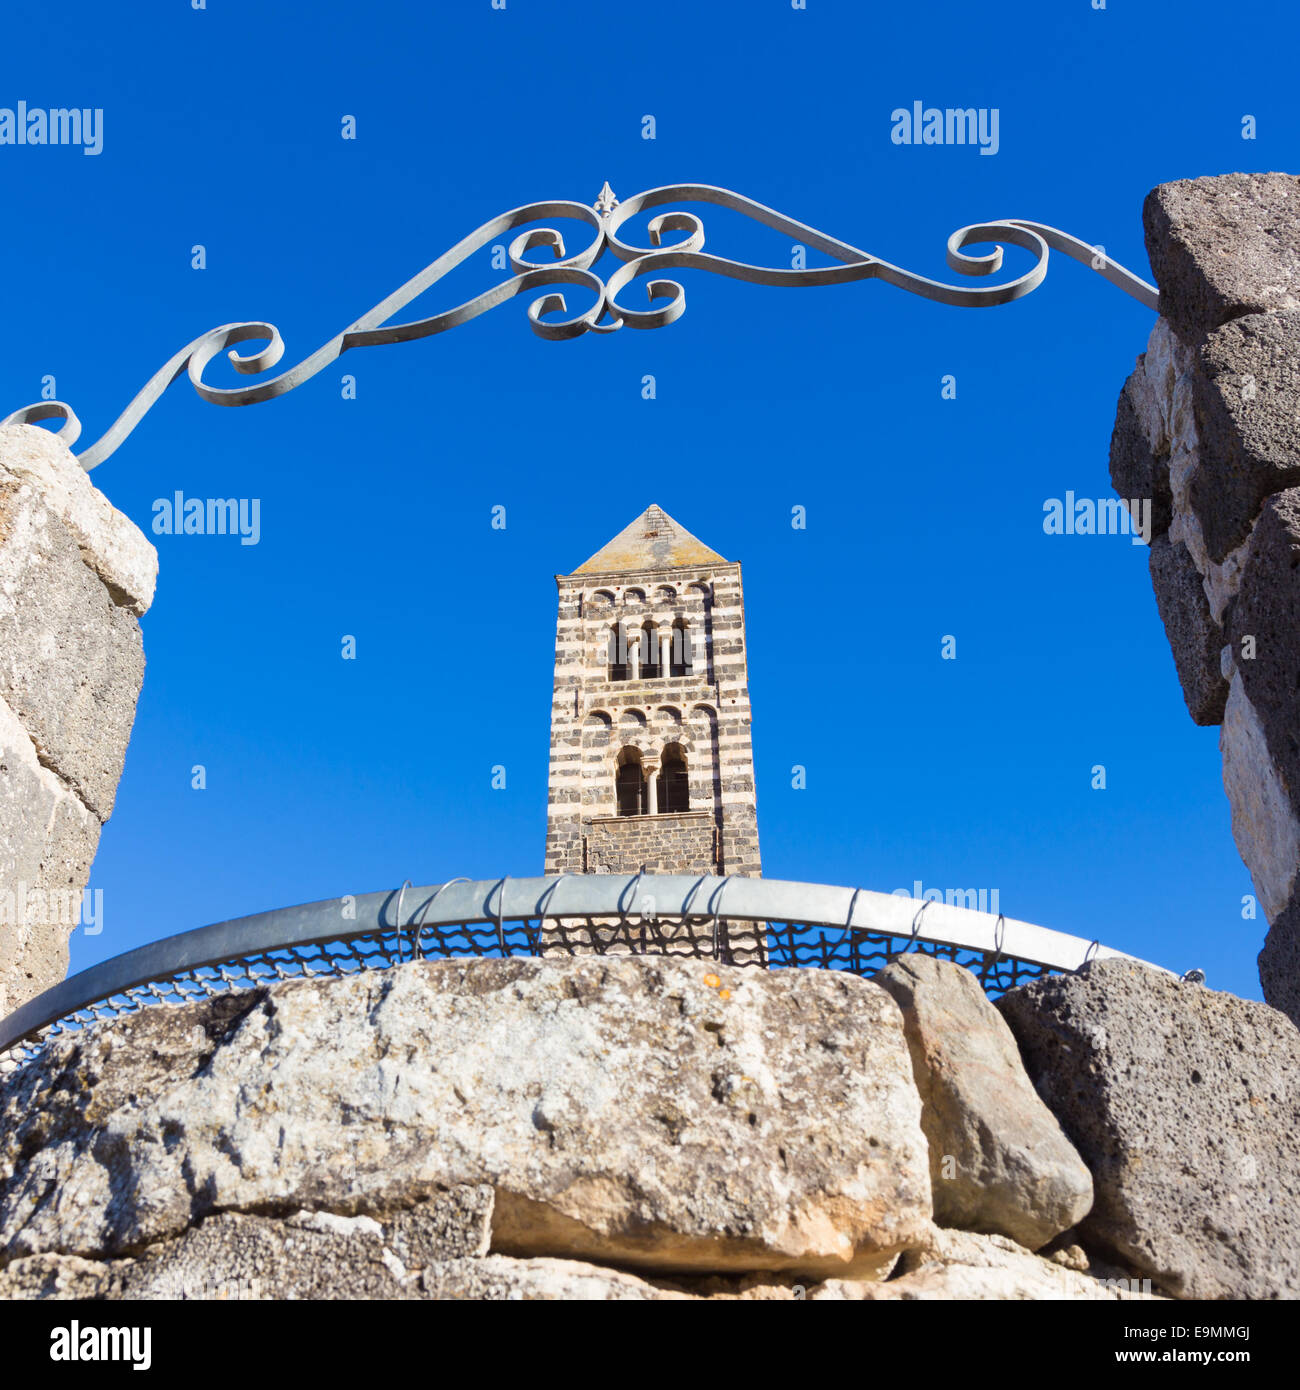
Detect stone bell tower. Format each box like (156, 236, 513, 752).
(544, 504, 762, 879)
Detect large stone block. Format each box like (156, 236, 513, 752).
(1148, 534, 1228, 725)
(1144, 173, 1300, 340)
(998, 958, 1300, 1300)
(1108, 377, 1172, 542)
(0, 695, 101, 1019)
(813, 1227, 1159, 1301)
(1221, 487, 1300, 924)
(0, 468, 144, 819)
(0, 956, 932, 1280)
(0, 426, 155, 616)
(0, 1202, 687, 1301)
(1259, 898, 1300, 1030)
(1221, 674, 1300, 925)
(1190, 310, 1300, 562)
(874, 955, 1092, 1252)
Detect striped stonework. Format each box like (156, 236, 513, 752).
(544, 505, 762, 891)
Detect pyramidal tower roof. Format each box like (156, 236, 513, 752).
(572, 504, 727, 574)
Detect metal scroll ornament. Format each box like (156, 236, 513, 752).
(2, 182, 1159, 471)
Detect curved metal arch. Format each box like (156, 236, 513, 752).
(2, 182, 1157, 471)
(0, 872, 1174, 1063)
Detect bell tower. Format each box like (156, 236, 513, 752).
(544, 504, 762, 879)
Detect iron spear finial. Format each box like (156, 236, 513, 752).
(595, 181, 619, 215)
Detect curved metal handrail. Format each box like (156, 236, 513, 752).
(0, 873, 1173, 1062)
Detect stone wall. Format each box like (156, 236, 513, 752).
(0, 425, 156, 1018)
(1110, 172, 1300, 1024)
(584, 810, 716, 875)
(3, 951, 1295, 1299)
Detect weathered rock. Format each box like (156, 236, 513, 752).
(1221, 673, 1300, 925)
(120, 1190, 495, 1299)
(0, 1251, 115, 1300)
(0, 1222, 1160, 1302)
(873, 955, 1092, 1251)
(0, 956, 932, 1280)
(0, 467, 144, 819)
(1115, 176, 1300, 1014)
(1144, 173, 1300, 340)
(1117, 318, 1249, 623)
(1148, 534, 1228, 725)
(1226, 488, 1300, 799)
(1109, 376, 1172, 542)
(0, 1215, 683, 1302)
(0, 696, 102, 1020)
(1189, 311, 1300, 562)
(813, 1227, 1160, 1301)
(420, 1254, 683, 1301)
(0, 426, 155, 616)
(998, 958, 1300, 1299)
(1259, 897, 1300, 1030)
(1218, 488, 1300, 938)
(0, 427, 154, 1019)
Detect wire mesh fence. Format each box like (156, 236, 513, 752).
(0, 910, 1056, 1078)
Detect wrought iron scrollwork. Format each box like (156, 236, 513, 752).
(2, 182, 1158, 471)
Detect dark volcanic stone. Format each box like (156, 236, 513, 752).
(1108, 374, 1172, 542)
(998, 957, 1300, 1300)
(1148, 534, 1228, 725)
(1144, 173, 1300, 340)
(1226, 487, 1300, 828)
(1190, 310, 1300, 561)
(1259, 896, 1300, 1030)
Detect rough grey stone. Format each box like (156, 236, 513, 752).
(1190, 310, 1300, 561)
(873, 955, 1092, 1252)
(1109, 376, 1172, 541)
(0, 1219, 1162, 1303)
(0, 1204, 679, 1301)
(0, 695, 101, 1019)
(0, 426, 156, 616)
(1144, 173, 1300, 339)
(0, 956, 932, 1281)
(0, 427, 153, 1020)
(813, 1227, 1161, 1301)
(998, 957, 1300, 1300)
(417, 1254, 680, 1301)
(0, 468, 145, 818)
(0, 1251, 115, 1299)
(1221, 672, 1300, 924)
(1227, 487, 1300, 798)
(1259, 897, 1300, 1031)
(1221, 487, 1300, 938)
(1148, 533, 1229, 725)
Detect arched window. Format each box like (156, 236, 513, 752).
(615, 747, 645, 816)
(670, 621, 693, 678)
(640, 621, 661, 679)
(660, 744, 690, 814)
(608, 623, 631, 682)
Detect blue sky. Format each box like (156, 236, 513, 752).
(2, 0, 1295, 1000)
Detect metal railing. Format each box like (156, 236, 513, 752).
(2, 182, 1158, 472)
(0, 873, 1175, 1075)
